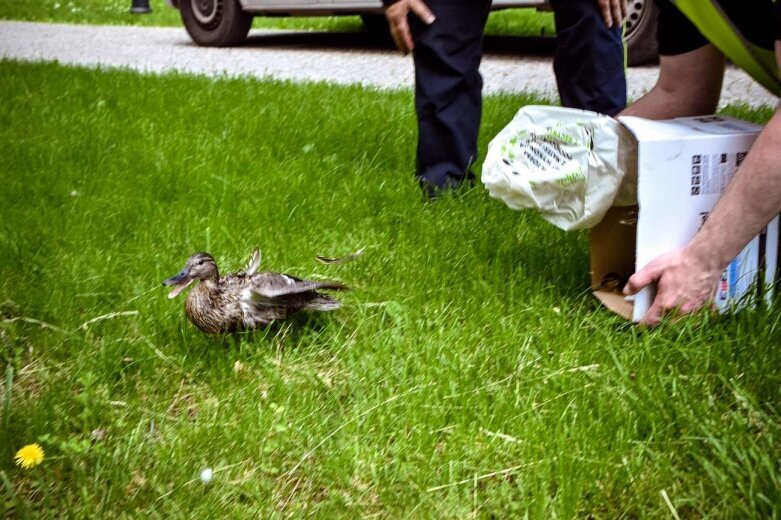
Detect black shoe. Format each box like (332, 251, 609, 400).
(419, 171, 476, 200)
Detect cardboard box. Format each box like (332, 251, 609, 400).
(591, 115, 779, 321)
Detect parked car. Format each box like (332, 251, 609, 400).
(167, 0, 658, 66)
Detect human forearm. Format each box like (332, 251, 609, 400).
(620, 45, 725, 120)
(685, 110, 781, 271)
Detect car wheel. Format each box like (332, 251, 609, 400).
(624, 0, 658, 66)
(180, 0, 252, 47)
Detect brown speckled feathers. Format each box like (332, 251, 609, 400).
(163, 249, 347, 333)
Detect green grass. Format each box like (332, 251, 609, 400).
(0, 0, 555, 36)
(1, 59, 779, 517)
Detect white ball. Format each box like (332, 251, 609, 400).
(200, 467, 213, 484)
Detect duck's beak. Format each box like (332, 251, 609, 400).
(163, 268, 195, 299)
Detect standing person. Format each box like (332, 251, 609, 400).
(382, 0, 628, 196)
(620, 0, 781, 325)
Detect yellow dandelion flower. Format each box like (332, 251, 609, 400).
(14, 443, 45, 469)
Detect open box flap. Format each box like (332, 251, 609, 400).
(674, 116, 764, 135)
(590, 205, 638, 320)
(592, 291, 633, 319)
(619, 115, 763, 142)
(619, 116, 693, 142)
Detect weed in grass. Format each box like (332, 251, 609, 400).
(0, 60, 779, 516)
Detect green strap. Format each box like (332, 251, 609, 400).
(671, 0, 781, 95)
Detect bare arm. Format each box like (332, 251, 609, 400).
(620, 44, 725, 120)
(624, 43, 781, 326)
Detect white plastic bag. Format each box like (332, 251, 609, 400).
(482, 105, 636, 231)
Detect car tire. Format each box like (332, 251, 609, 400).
(180, 0, 253, 47)
(624, 0, 659, 66)
(361, 14, 392, 41)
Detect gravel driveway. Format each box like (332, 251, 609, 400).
(0, 20, 777, 107)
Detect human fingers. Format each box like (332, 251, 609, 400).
(597, 0, 613, 27)
(408, 0, 436, 24)
(639, 283, 684, 326)
(393, 17, 414, 54)
(623, 261, 664, 296)
(612, 0, 627, 26)
(639, 297, 664, 327)
(385, 3, 414, 54)
(678, 288, 716, 315)
(618, 0, 627, 24)
(643, 292, 704, 326)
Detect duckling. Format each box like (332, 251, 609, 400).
(163, 249, 348, 333)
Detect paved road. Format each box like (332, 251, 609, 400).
(0, 20, 777, 107)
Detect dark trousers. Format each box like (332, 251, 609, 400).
(411, 0, 627, 189)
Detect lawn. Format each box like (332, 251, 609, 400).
(0, 59, 779, 517)
(0, 0, 555, 36)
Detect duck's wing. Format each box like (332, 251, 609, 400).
(245, 273, 348, 299)
(240, 248, 262, 275)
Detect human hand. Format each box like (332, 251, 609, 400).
(597, 0, 627, 27)
(623, 248, 721, 326)
(384, 0, 435, 55)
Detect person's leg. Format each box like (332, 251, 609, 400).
(411, 0, 491, 194)
(550, 0, 627, 116)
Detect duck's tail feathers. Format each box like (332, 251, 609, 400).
(305, 295, 342, 311)
(244, 248, 262, 275)
(315, 282, 350, 292)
